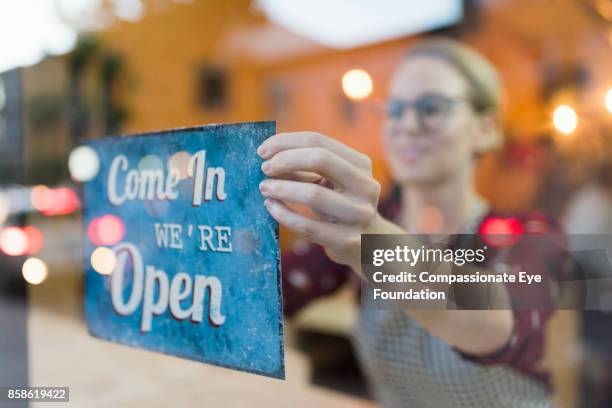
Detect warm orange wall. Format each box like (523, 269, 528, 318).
(100, 0, 267, 132)
(98, 0, 611, 212)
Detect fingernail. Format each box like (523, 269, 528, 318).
(261, 161, 271, 173)
(257, 145, 267, 158)
(264, 199, 272, 208)
(259, 180, 268, 193)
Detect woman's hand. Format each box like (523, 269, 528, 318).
(258, 132, 383, 270)
(258, 132, 514, 356)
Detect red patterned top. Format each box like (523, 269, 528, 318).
(282, 197, 567, 385)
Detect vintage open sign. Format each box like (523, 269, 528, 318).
(83, 122, 285, 379)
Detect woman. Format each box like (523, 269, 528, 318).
(258, 38, 559, 407)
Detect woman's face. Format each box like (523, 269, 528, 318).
(383, 56, 491, 186)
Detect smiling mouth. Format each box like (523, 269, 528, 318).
(397, 144, 431, 162)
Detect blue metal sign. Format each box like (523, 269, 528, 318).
(83, 122, 284, 379)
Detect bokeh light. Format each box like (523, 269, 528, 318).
(342, 69, 373, 100)
(68, 145, 100, 182)
(114, 0, 145, 22)
(605, 88, 612, 114)
(22, 257, 48, 285)
(168, 151, 192, 180)
(552, 104, 578, 135)
(91, 247, 117, 275)
(479, 216, 523, 247)
(0, 0, 78, 73)
(144, 198, 170, 218)
(0, 226, 28, 256)
(87, 215, 125, 246)
(31, 185, 52, 212)
(23, 226, 44, 254)
(32, 186, 80, 216)
(138, 154, 163, 171)
(96, 215, 125, 245)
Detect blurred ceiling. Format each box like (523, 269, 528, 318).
(481, 0, 610, 47)
(218, 0, 611, 64)
(254, 0, 463, 48)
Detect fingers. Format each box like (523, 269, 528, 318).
(273, 171, 323, 184)
(258, 132, 372, 171)
(259, 179, 375, 225)
(258, 132, 381, 266)
(263, 198, 359, 250)
(261, 147, 372, 194)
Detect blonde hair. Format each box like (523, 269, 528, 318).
(404, 37, 502, 115)
(402, 38, 504, 151)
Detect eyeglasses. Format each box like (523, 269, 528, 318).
(386, 93, 470, 133)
